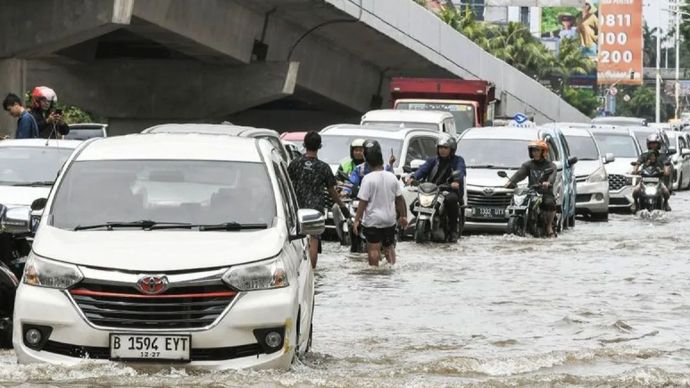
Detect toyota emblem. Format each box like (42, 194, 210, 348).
(136, 275, 169, 295)
(483, 187, 495, 195)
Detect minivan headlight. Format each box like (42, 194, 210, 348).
(23, 253, 83, 289)
(222, 257, 289, 291)
(587, 166, 607, 183)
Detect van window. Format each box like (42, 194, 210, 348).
(545, 137, 560, 161)
(273, 161, 297, 231)
(260, 135, 289, 162)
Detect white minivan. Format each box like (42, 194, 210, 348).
(361, 109, 458, 136)
(13, 132, 324, 369)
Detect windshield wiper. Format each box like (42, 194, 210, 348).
(74, 220, 193, 231)
(12, 181, 54, 187)
(467, 165, 505, 169)
(198, 222, 268, 231)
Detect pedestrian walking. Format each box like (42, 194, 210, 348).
(2, 93, 39, 139)
(353, 140, 408, 266)
(288, 130, 349, 268)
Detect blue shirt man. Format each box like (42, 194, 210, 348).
(3, 93, 39, 139)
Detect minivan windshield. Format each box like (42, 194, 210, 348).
(51, 160, 276, 230)
(395, 102, 475, 131)
(565, 135, 600, 160)
(319, 135, 403, 166)
(457, 139, 530, 169)
(0, 146, 74, 186)
(592, 134, 639, 158)
(361, 121, 439, 131)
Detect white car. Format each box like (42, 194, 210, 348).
(561, 127, 613, 221)
(65, 123, 107, 140)
(0, 139, 81, 233)
(360, 109, 458, 136)
(14, 133, 324, 369)
(667, 131, 690, 190)
(590, 128, 642, 212)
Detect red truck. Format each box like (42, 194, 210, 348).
(390, 77, 497, 131)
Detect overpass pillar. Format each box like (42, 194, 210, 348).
(0, 59, 27, 137)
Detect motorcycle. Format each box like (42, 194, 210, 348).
(498, 169, 554, 238)
(0, 201, 42, 349)
(633, 162, 666, 213)
(408, 171, 463, 243)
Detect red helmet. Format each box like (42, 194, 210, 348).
(30, 86, 57, 109)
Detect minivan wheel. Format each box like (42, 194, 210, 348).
(0, 313, 12, 349)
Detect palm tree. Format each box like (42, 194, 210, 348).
(551, 37, 596, 93)
(643, 23, 658, 67)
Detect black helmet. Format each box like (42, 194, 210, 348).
(363, 139, 383, 167)
(646, 133, 661, 150)
(437, 133, 457, 154)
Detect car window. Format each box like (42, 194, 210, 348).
(545, 137, 560, 162)
(679, 136, 687, 150)
(260, 136, 289, 162)
(418, 137, 438, 159)
(405, 138, 426, 166)
(273, 161, 297, 232)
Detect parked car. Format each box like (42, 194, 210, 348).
(361, 109, 458, 136)
(561, 127, 613, 220)
(667, 131, 690, 190)
(65, 123, 107, 140)
(14, 133, 324, 369)
(590, 128, 642, 212)
(456, 126, 575, 233)
(143, 123, 294, 163)
(319, 124, 441, 232)
(592, 116, 647, 127)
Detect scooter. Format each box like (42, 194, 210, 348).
(498, 169, 554, 238)
(408, 171, 463, 243)
(633, 162, 666, 213)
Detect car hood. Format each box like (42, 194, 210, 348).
(605, 158, 636, 175)
(466, 168, 521, 187)
(0, 186, 51, 207)
(32, 225, 285, 272)
(573, 160, 601, 177)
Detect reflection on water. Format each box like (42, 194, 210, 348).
(3, 193, 690, 386)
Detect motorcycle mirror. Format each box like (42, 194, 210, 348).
(667, 148, 677, 156)
(497, 171, 508, 178)
(30, 198, 47, 211)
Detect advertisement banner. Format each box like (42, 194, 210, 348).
(487, 0, 583, 5)
(596, 0, 643, 85)
(541, 1, 599, 60)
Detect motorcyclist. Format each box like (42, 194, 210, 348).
(29, 86, 69, 139)
(337, 138, 366, 181)
(632, 134, 671, 211)
(405, 133, 466, 243)
(343, 146, 396, 196)
(504, 140, 558, 238)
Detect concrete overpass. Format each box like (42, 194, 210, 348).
(0, 0, 588, 135)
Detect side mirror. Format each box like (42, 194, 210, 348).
(682, 148, 690, 157)
(604, 153, 615, 164)
(296, 209, 325, 237)
(497, 171, 508, 178)
(409, 159, 425, 171)
(668, 148, 677, 156)
(568, 156, 578, 166)
(630, 161, 638, 166)
(1, 206, 31, 234)
(31, 198, 47, 211)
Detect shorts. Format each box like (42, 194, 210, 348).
(541, 195, 556, 211)
(362, 225, 396, 247)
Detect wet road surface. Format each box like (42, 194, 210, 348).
(2, 193, 690, 386)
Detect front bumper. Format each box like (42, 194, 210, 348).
(13, 282, 299, 369)
(608, 185, 634, 210)
(575, 180, 609, 214)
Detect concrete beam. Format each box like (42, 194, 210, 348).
(130, 0, 263, 63)
(26, 59, 299, 120)
(0, 0, 133, 58)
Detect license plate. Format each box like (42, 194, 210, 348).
(109, 334, 191, 361)
(473, 207, 505, 218)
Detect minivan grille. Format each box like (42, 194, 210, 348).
(467, 191, 512, 208)
(608, 174, 630, 191)
(69, 282, 236, 330)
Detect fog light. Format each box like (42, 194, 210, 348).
(24, 328, 42, 345)
(265, 331, 283, 348)
(595, 193, 604, 201)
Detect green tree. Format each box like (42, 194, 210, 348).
(562, 87, 599, 117)
(551, 37, 596, 94)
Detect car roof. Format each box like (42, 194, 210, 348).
(320, 124, 439, 139)
(560, 127, 594, 137)
(68, 123, 108, 129)
(548, 122, 595, 129)
(589, 127, 636, 136)
(0, 138, 82, 149)
(76, 134, 263, 162)
(592, 116, 647, 125)
(142, 123, 278, 138)
(460, 126, 541, 140)
(280, 131, 308, 141)
(361, 109, 454, 122)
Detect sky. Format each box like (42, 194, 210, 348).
(643, 0, 671, 31)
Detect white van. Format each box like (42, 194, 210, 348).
(14, 132, 324, 369)
(361, 109, 458, 136)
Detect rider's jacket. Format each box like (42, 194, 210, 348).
(509, 159, 557, 196)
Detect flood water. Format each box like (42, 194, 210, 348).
(2, 193, 690, 386)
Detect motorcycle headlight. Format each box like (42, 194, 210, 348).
(644, 186, 658, 196)
(513, 194, 527, 205)
(419, 194, 435, 207)
(587, 166, 607, 183)
(23, 253, 83, 289)
(222, 256, 289, 291)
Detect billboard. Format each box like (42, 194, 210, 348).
(596, 0, 643, 85)
(541, 1, 599, 61)
(486, 0, 583, 5)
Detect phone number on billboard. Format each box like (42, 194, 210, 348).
(598, 13, 635, 65)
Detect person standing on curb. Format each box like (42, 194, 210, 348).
(353, 140, 408, 266)
(2, 93, 39, 139)
(288, 130, 349, 269)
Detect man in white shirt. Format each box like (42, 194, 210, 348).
(353, 140, 408, 266)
